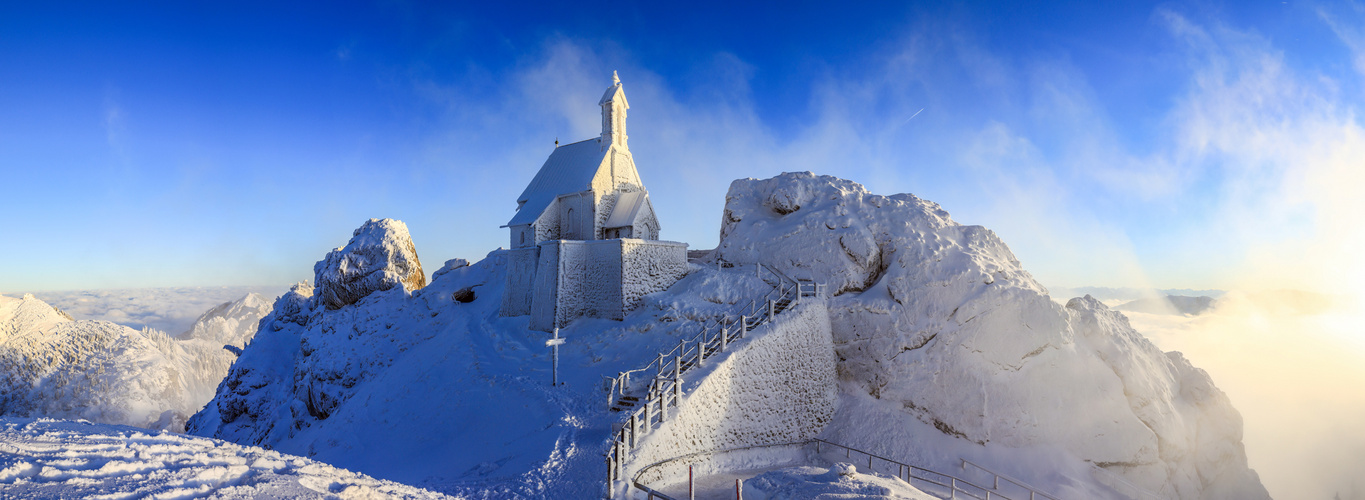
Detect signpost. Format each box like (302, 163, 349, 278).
(546, 327, 567, 386)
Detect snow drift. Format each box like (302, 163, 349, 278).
(714, 172, 1268, 499)
(0, 292, 271, 431)
(314, 218, 427, 310)
(0, 417, 450, 499)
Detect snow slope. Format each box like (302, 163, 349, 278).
(189, 219, 792, 497)
(0, 417, 451, 499)
(714, 172, 1268, 499)
(0, 293, 271, 431)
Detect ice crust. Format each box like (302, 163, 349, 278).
(0, 293, 272, 432)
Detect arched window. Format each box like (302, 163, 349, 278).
(566, 208, 575, 239)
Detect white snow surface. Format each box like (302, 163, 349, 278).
(742, 463, 936, 500)
(715, 172, 1268, 499)
(0, 292, 271, 432)
(0, 417, 451, 499)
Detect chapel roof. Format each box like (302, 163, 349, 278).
(506, 138, 609, 227)
(604, 190, 649, 229)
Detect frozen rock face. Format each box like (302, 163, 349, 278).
(314, 218, 426, 310)
(179, 292, 274, 348)
(715, 172, 1268, 499)
(0, 293, 265, 432)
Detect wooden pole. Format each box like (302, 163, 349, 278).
(689, 465, 694, 500)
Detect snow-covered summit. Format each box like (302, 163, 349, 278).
(179, 292, 273, 347)
(188, 172, 1268, 499)
(314, 218, 426, 310)
(0, 292, 271, 432)
(715, 172, 1268, 499)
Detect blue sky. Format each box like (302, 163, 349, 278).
(3, 1, 1364, 293)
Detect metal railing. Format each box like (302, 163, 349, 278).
(605, 260, 824, 497)
(626, 438, 1026, 500)
(961, 459, 1062, 500)
(1086, 461, 1163, 500)
(810, 439, 1011, 500)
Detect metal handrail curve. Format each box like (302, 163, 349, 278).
(628, 438, 1018, 500)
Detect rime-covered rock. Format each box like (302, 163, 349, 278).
(715, 172, 1268, 499)
(314, 218, 426, 310)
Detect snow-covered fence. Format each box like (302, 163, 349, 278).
(810, 439, 1011, 500)
(601, 261, 817, 406)
(960, 459, 1062, 500)
(604, 261, 824, 496)
(1086, 461, 1163, 500)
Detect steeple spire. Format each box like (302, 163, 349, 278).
(599, 71, 629, 150)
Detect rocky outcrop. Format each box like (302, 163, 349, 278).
(314, 218, 426, 310)
(715, 172, 1269, 499)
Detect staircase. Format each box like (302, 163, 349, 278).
(603, 260, 825, 496)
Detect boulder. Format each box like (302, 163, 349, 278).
(314, 219, 426, 310)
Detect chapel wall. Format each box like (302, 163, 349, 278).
(620, 239, 687, 311)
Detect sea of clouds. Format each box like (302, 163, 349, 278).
(1122, 293, 1365, 500)
(6, 286, 289, 336)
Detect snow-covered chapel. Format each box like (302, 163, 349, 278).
(500, 72, 688, 331)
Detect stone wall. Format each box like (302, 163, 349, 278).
(524, 239, 688, 331)
(625, 300, 838, 480)
(499, 247, 539, 316)
(620, 239, 687, 311)
(528, 242, 561, 331)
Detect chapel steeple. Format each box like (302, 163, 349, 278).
(599, 71, 629, 150)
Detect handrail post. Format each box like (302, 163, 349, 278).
(720, 322, 728, 351)
(740, 315, 747, 338)
(629, 412, 637, 449)
(768, 299, 775, 320)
